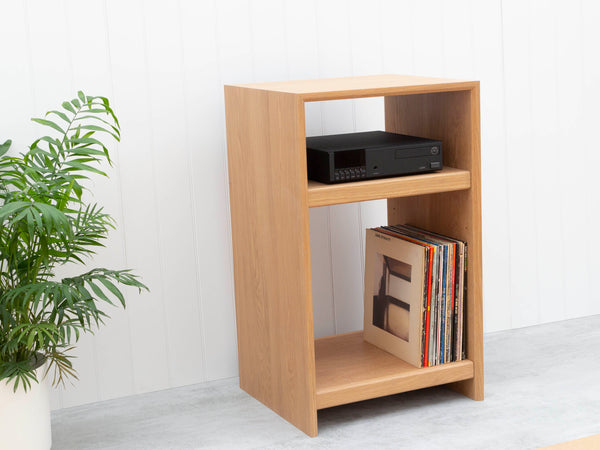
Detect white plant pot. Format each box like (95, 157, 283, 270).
(0, 364, 52, 450)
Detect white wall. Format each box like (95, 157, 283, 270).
(1, 0, 599, 410)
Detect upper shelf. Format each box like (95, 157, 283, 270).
(227, 75, 479, 101)
(307, 167, 471, 208)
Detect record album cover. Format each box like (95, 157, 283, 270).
(363, 229, 427, 368)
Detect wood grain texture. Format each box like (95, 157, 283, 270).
(231, 75, 477, 101)
(384, 87, 484, 401)
(307, 167, 470, 207)
(315, 332, 474, 409)
(224, 86, 318, 436)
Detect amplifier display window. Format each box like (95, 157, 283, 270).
(334, 149, 365, 169)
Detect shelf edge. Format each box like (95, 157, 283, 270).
(316, 359, 474, 410)
(308, 167, 471, 208)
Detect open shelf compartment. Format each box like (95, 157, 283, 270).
(315, 332, 474, 409)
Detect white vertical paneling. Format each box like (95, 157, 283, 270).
(0, 1, 36, 151)
(377, 0, 416, 279)
(284, 0, 320, 80)
(309, 207, 336, 338)
(470, 0, 512, 332)
(25, 0, 101, 409)
(283, 0, 336, 337)
(442, 0, 475, 79)
(63, 0, 135, 405)
(216, 0, 254, 85)
(581, 0, 600, 317)
(380, 0, 415, 75)
(104, 0, 171, 394)
(555, 1, 588, 320)
(1, 0, 599, 411)
(327, 202, 364, 333)
(250, 0, 288, 81)
(528, 0, 566, 324)
(348, 0, 383, 77)
(502, 0, 540, 328)
(348, 1, 386, 306)
(0, 0, 61, 408)
(179, 0, 238, 380)
(348, 2, 385, 131)
(213, 0, 258, 374)
(315, 0, 363, 334)
(411, 0, 444, 77)
(141, 0, 205, 387)
(25, 0, 73, 106)
(215, 0, 257, 368)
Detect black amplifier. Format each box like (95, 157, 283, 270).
(306, 131, 442, 184)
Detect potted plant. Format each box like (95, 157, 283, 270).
(0, 92, 147, 449)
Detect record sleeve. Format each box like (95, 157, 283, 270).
(401, 225, 465, 361)
(376, 226, 434, 367)
(363, 228, 427, 368)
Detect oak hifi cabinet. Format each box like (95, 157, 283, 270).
(224, 75, 483, 437)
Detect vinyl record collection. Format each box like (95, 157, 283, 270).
(363, 224, 467, 368)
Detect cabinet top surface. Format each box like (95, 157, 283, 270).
(226, 74, 478, 101)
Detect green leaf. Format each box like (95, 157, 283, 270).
(0, 139, 11, 157)
(66, 136, 108, 148)
(76, 108, 111, 114)
(97, 278, 126, 307)
(63, 160, 107, 176)
(31, 118, 65, 134)
(0, 201, 33, 220)
(76, 125, 119, 140)
(46, 110, 70, 123)
(69, 147, 106, 157)
(74, 115, 120, 134)
(62, 101, 76, 114)
(72, 181, 83, 200)
(87, 281, 114, 306)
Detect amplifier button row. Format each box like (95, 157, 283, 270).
(335, 167, 367, 181)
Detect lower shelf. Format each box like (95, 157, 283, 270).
(315, 331, 474, 409)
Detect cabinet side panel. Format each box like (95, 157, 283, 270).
(384, 89, 483, 400)
(224, 87, 317, 435)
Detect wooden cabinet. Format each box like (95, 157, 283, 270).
(224, 75, 483, 437)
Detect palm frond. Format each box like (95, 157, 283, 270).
(0, 92, 147, 392)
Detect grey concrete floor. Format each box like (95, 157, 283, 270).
(51, 315, 600, 449)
